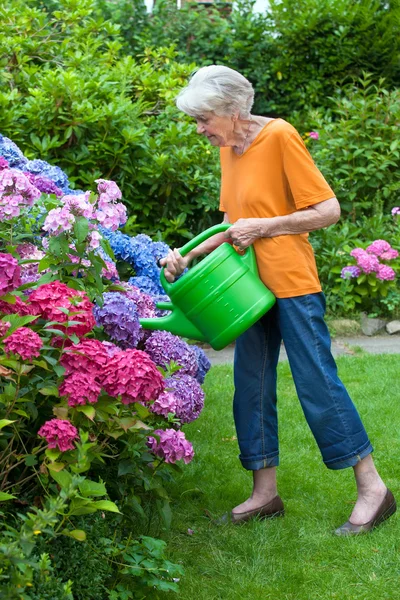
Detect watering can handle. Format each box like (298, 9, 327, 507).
(160, 223, 258, 294)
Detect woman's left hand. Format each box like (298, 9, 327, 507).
(225, 218, 262, 250)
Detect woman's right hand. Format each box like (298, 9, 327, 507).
(159, 248, 190, 283)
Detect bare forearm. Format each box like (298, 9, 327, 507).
(186, 232, 229, 262)
(257, 210, 336, 237)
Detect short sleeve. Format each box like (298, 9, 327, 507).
(219, 199, 226, 212)
(283, 132, 335, 209)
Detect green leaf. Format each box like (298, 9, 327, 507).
(49, 467, 71, 487)
(88, 500, 121, 513)
(74, 216, 89, 244)
(76, 405, 95, 421)
(0, 419, 16, 430)
(24, 454, 38, 467)
(61, 529, 86, 541)
(45, 448, 61, 462)
(0, 492, 16, 501)
(53, 364, 66, 377)
(38, 386, 59, 397)
(78, 479, 107, 498)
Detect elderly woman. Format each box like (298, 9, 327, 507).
(160, 65, 396, 535)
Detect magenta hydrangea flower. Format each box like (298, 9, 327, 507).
(165, 374, 204, 424)
(366, 240, 392, 256)
(0, 253, 21, 295)
(144, 331, 198, 377)
(38, 418, 78, 452)
(102, 348, 164, 405)
(340, 265, 361, 279)
(376, 264, 396, 281)
(59, 371, 102, 407)
(150, 391, 178, 418)
(353, 251, 380, 274)
(0, 296, 34, 317)
(147, 429, 194, 464)
(309, 131, 319, 140)
(29, 281, 95, 338)
(0, 157, 9, 170)
(60, 339, 109, 376)
(4, 327, 43, 360)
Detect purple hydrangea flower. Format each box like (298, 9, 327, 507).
(23, 172, 64, 197)
(340, 266, 361, 279)
(147, 428, 194, 464)
(144, 330, 198, 376)
(165, 374, 204, 424)
(94, 292, 140, 349)
(192, 345, 211, 384)
(153, 294, 172, 317)
(119, 283, 156, 318)
(150, 391, 178, 418)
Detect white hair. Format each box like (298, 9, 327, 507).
(176, 65, 254, 119)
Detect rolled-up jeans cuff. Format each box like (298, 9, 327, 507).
(239, 452, 279, 471)
(324, 442, 373, 470)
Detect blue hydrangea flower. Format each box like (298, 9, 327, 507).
(129, 275, 164, 296)
(192, 345, 211, 384)
(24, 159, 69, 191)
(0, 134, 27, 168)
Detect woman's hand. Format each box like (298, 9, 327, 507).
(159, 248, 190, 283)
(225, 218, 263, 250)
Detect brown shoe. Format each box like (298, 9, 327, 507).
(334, 488, 396, 536)
(231, 495, 285, 524)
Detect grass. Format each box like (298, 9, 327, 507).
(162, 355, 400, 600)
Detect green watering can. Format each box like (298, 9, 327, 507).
(139, 224, 276, 350)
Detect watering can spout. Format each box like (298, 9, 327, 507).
(139, 302, 208, 342)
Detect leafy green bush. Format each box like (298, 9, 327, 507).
(307, 76, 400, 219)
(0, 0, 220, 245)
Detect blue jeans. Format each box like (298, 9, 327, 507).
(233, 293, 373, 471)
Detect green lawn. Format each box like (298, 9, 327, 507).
(163, 355, 400, 600)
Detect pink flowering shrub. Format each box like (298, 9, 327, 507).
(0, 168, 41, 220)
(59, 371, 102, 406)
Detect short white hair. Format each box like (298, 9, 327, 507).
(176, 65, 254, 119)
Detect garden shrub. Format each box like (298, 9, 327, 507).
(307, 76, 400, 219)
(0, 137, 211, 597)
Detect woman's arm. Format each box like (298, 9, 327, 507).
(160, 213, 230, 282)
(226, 197, 340, 249)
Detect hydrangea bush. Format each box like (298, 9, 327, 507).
(330, 211, 400, 315)
(0, 135, 211, 597)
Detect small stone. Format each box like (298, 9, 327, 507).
(386, 320, 400, 335)
(360, 313, 387, 336)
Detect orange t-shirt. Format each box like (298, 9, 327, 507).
(219, 118, 335, 298)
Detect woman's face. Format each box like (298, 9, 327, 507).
(194, 112, 235, 147)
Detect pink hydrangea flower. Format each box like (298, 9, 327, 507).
(350, 248, 367, 260)
(150, 391, 178, 418)
(0, 169, 41, 220)
(4, 327, 43, 360)
(95, 179, 122, 204)
(95, 203, 127, 231)
(42, 206, 75, 235)
(0, 157, 9, 170)
(380, 248, 399, 261)
(38, 418, 78, 452)
(102, 261, 120, 281)
(0, 296, 35, 317)
(16, 244, 46, 287)
(0, 320, 10, 337)
(0, 253, 21, 295)
(29, 281, 95, 337)
(59, 371, 102, 406)
(366, 240, 392, 256)
(88, 230, 102, 250)
(60, 339, 109, 376)
(102, 348, 165, 405)
(309, 131, 319, 140)
(391, 207, 400, 216)
(376, 264, 396, 281)
(63, 193, 93, 219)
(147, 429, 194, 464)
(353, 251, 380, 274)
